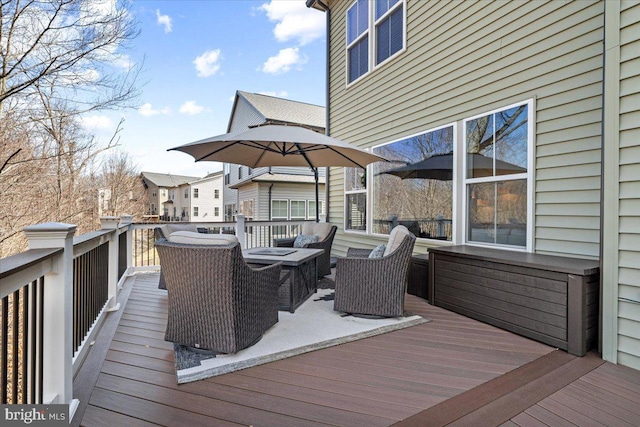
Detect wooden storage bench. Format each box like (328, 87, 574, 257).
(428, 245, 600, 356)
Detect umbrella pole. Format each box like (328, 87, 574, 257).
(314, 167, 319, 222)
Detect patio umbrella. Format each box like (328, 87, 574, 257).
(169, 124, 388, 220)
(381, 152, 525, 181)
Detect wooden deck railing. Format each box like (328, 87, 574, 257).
(0, 215, 320, 414)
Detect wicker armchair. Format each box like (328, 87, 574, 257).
(333, 226, 416, 317)
(274, 223, 337, 278)
(155, 239, 282, 354)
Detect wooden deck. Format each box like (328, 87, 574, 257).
(72, 272, 640, 426)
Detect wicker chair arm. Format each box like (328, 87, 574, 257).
(273, 237, 296, 247)
(346, 247, 374, 258)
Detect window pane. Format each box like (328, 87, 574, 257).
(495, 104, 528, 175)
(372, 126, 454, 239)
(468, 182, 495, 243)
(346, 193, 367, 231)
(345, 167, 366, 191)
(497, 180, 527, 246)
(376, 7, 403, 64)
(347, 5, 358, 44)
(272, 200, 288, 219)
(468, 180, 526, 246)
(349, 36, 369, 83)
(290, 201, 306, 219)
(357, 0, 368, 35)
(466, 113, 494, 178)
(347, 0, 369, 44)
(376, 0, 400, 19)
(376, 17, 390, 63)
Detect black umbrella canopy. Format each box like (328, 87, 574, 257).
(382, 153, 525, 181)
(170, 124, 388, 221)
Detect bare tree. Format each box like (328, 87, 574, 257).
(98, 150, 147, 218)
(0, 0, 142, 256)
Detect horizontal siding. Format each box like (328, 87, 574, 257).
(616, 0, 640, 371)
(327, 0, 603, 259)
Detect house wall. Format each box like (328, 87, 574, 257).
(325, 0, 604, 259)
(255, 182, 326, 220)
(602, 0, 640, 371)
(190, 175, 224, 223)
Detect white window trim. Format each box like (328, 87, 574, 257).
(307, 200, 324, 219)
(461, 99, 535, 252)
(345, 0, 407, 88)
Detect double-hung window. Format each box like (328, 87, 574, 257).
(290, 200, 307, 220)
(347, 0, 405, 84)
(271, 200, 288, 220)
(464, 101, 532, 248)
(344, 167, 367, 231)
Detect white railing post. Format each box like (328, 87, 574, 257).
(235, 214, 246, 249)
(23, 222, 79, 414)
(319, 214, 327, 223)
(120, 214, 134, 271)
(100, 216, 121, 312)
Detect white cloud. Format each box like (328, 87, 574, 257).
(179, 101, 205, 115)
(112, 54, 134, 70)
(259, 1, 325, 46)
(193, 49, 222, 77)
(81, 115, 113, 130)
(156, 9, 172, 33)
(138, 103, 170, 117)
(262, 47, 307, 74)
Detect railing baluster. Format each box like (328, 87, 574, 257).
(11, 289, 19, 403)
(1, 295, 7, 403)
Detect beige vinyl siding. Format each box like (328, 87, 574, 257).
(256, 182, 325, 220)
(615, 0, 640, 370)
(326, 0, 603, 258)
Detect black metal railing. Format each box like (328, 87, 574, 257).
(1, 278, 44, 404)
(118, 230, 127, 279)
(73, 242, 109, 354)
(133, 227, 158, 267)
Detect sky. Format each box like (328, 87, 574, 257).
(85, 0, 327, 178)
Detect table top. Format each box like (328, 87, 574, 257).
(242, 247, 324, 267)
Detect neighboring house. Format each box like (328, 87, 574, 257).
(140, 172, 201, 221)
(223, 91, 326, 221)
(189, 171, 225, 223)
(307, 1, 640, 370)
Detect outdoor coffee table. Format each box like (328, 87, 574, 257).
(243, 247, 324, 313)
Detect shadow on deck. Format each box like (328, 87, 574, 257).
(72, 272, 640, 426)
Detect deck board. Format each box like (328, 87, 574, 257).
(73, 272, 640, 426)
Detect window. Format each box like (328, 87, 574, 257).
(375, 0, 403, 65)
(290, 200, 306, 220)
(344, 167, 367, 231)
(214, 189, 220, 199)
(184, 189, 189, 198)
(238, 166, 243, 180)
(372, 125, 455, 240)
(271, 200, 288, 220)
(224, 163, 230, 185)
(193, 206, 199, 217)
(240, 199, 254, 218)
(464, 102, 531, 248)
(152, 191, 157, 197)
(308, 200, 324, 219)
(214, 207, 220, 217)
(346, 0, 405, 84)
(225, 204, 235, 221)
(193, 188, 199, 198)
(347, 0, 369, 83)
